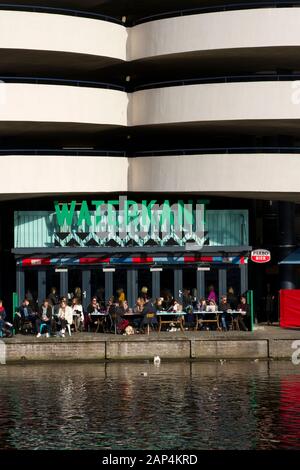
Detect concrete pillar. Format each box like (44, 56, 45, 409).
(82, 270, 91, 310)
(196, 269, 205, 299)
(60, 271, 68, 298)
(218, 268, 227, 301)
(152, 270, 160, 299)
(38, 270, 46, 305)
(174, 268, 183, 301)
(127, 269, 137, 308)
(105, 271, 113, 302)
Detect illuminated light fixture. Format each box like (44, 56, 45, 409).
(103, 267, 116, 273)
(150, 267, 163, 272)
(197, 266, 210, 271)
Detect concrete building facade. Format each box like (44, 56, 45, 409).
(1, 1, 300, 319)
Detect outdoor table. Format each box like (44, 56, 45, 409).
(193, 310, 222, 331)
(90, 312, 108, 333)
(227, 310, 245, 330)
(123, 312, 143, 331)
(156, 311, 186, 332)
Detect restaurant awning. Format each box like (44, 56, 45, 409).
(279, 248, 300, 264)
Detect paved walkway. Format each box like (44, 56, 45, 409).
(4, 325, 300, 343)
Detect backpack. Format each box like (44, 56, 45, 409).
(117, 319, 129, 334)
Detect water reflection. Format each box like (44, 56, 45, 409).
(0, 361, 300, 449)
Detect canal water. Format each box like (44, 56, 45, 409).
(0, 361, 300, 450)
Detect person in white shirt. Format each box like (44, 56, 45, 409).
(71, 297, 84, 332)
(206, 300, 218, 313)
(57, 300, 73, 337)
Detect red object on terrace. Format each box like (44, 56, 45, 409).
(280, 289, 300, 328)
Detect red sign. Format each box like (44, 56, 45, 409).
(251, 249, 271, 264)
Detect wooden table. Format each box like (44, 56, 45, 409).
(193, 310, 221, 331)
(156, 311, 186, 333)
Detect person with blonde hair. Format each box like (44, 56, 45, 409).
(116, 288, 125, 303)
(57, 299, 73, 337)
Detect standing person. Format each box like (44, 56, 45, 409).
(237, 295, 250, 331)
(182, 289, 193, 309)
(74, 287, 82, 303)
(265, 284, 275, 325)
(117, 288, 125, 303)
(227, 287, 239, 310)
(0, 299, 6, 337)
(48, 287, 59, 308)
(207, 285, 217, 303)
(57, 300, 73, 337)
(140, 286, 148, 301)
(36, 299, 52, 338)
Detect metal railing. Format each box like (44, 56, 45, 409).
(133, 147, 300, 157)
(0, 76, 125, 91)
(0, 149, 126, 156)
(133, 1, 300, 25)
(1, 73, 300, 92)
(0, 3, 123, 24)
(133, 73, 300, 92)
(1, 147, 300, 157)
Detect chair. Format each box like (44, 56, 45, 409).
(67, 324, 72, 336)
(144, 313, 158, 335)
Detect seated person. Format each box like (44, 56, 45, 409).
(87, 297, 101, 331)
(36, 299, 52, 338)
(162, 292, 173, 311)
(236, 295, 250, 331)
(140, 297, 158, 332)
(71, 297, 84, 331)
(219, 295, 231, 331)
(184, 304, 195, 330)
(198, 298, 207, 312)
(206, 299, 217, 312)
(133, 297, 145, 314)
(131, 297, 145, 331)
(57, 300, 73, 337)
(57, 300, 73, 338)
(14, 298, 37, 334)
(115, 301, 131, 333)
(168, 299, 183, 312)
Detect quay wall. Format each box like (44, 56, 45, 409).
(2, 333, 300, 362)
